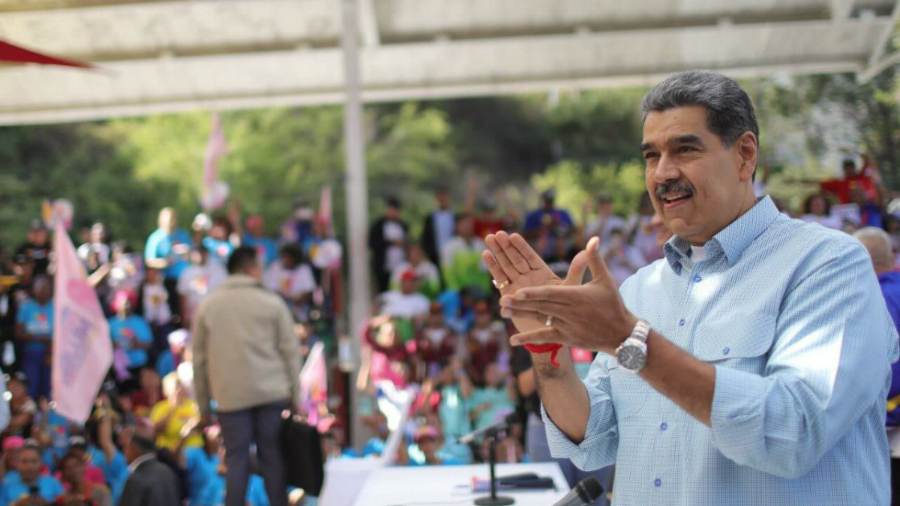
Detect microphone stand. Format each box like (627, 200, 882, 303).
(474, 427, 514, 506)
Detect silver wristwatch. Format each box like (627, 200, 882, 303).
(615, 319, 651, 373)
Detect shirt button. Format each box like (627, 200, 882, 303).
(660, 422, 668, 431)
(693, 274, 702, 282)
(722, 347, 730, 356)
(654, 478, 662, 488)
(678, 318, 685, 326)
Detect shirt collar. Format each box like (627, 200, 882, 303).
(663, 196, 780, 273)
(128, 453, 155, 474)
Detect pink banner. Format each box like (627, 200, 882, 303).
(52, 225, 112, 424)
(201, 112, 230, 211)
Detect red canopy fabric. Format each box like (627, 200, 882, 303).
(0, 39, 93, 69)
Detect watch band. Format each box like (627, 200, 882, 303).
(631, 319, 651, 344)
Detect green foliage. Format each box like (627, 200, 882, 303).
(531, 160, 648, 222)
(5, 71, 899, 253)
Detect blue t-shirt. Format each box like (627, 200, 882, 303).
(195, 474, 269, 506)
(243, 235, 279, 266)
(145, 228, 194, 280)
(157, 349, 175, 379)
(16, 300, 53, 355)
(0, 475, 64, 506)
(523, 209, 574, 234)
(880, 271, 900, 426)
(109, 315, 154, 368)
(41, 410, 72, 470)
(87, 447, 128, 504)
(361, 437, 386, 457)
(202, 237, 234, 267)
(185, 448, 220, 506)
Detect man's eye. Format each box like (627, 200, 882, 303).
(644, 152, 659, 160)
(678, 146, 696, 153)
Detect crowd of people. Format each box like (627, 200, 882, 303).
(0, 151, 896, 506)
(0, 199, 342, 506)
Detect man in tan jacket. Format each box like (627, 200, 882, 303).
(192, 246, 301, 506)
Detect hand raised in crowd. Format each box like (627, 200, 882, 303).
(500, 237, 637, 355)
(483, 231, 590, 334)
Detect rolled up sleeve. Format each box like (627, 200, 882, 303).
(711, 243, 899, 479)
(541, 357, 619, 471)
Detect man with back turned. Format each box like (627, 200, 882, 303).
(193, 246, 301, 506)
(486, 70, 898, 505)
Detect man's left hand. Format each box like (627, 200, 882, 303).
(501, 237, 638, 355)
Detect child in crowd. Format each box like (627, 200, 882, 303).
(141, 266, 173, 354)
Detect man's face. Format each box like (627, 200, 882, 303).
(141, 369, 160, 392)
(400, 277, 417, 294)
(61, 457, 85, 484)
(33, 279, 51, 303)
(642, 106, 756, 245)
(385, 206, 400, 220)
(843, 162, 857, 179)
(456, 217, 474, 238)
(32, 229, 48, 246)
(159, 209, 177, 232)
(436, 191, 451, 209)
(17, 449, 41, 482)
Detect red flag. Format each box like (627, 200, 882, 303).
(0, 40, 93, 69)
(52, 225, 112, 424)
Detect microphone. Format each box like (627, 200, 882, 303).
(550, 477, 603, 506)
(458, 412, 519, 444)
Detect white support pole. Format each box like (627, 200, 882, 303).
(341, 0, 371, 450)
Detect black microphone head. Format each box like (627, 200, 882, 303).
(503, 412, 520, 425)
(575, 477, 603, 503)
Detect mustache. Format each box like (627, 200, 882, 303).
(655, 180, 695, 200)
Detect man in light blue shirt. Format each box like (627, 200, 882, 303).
(145, 207, 194, 283)
(485, 71, 898, 505)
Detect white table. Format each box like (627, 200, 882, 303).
(352, 462, 569, 506)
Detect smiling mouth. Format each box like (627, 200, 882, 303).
(660, 191, 693, 208)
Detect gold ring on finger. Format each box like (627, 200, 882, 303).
(493, 279, 510, 290)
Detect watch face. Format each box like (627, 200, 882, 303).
(618, 344, 647, 371)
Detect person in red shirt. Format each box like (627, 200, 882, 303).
(820, 158, 880, 205)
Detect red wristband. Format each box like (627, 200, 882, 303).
(524, 343, 563, 367)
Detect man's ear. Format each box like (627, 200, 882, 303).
(736, 131, 758, 182)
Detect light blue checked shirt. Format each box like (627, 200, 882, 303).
(543, 196, 899, 505)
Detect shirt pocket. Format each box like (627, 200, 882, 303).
(692, 312, 777, 370)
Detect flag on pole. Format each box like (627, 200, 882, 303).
(318, 185, 333, 228)
(201, 112, 230, 211)
(300, 342, 327, 403)
(52, 224, 112, 424)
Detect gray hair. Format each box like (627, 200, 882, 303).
(641, 70, 759, 148)
(854, 226, 894, 270)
